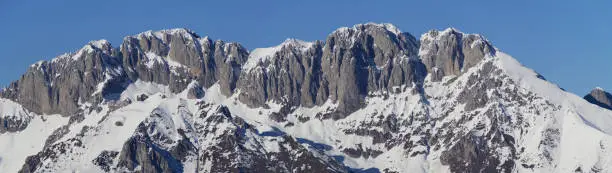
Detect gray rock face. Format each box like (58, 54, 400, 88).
(237, 39, 325, 107)
(419, 28, 496, 81)
(320, 23, 425, 115)
(237, 23, 427, 116)
(1, 40, 124, 116)
(120, 29, 248, 94)
(584, 87, 612, 110)
(211, 41, 249, 95)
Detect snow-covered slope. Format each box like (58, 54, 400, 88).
(1, 24, 612, 173)
(0, 99, 68, 173)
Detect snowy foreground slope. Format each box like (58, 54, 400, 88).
(1, 23, 612, 173)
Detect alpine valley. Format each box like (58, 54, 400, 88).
(1, 23, 611, 173)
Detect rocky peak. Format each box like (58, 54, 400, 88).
(320, 23, 423, 114)
(242, 38, 314, 72)
(331, 23, 403, 37)
(41, 39, 117, 65)
(85, 39, 113, 54)
(281, 38, 315, 50)
(584, 87, 612, 110)
(327, 23, 415, 53)
(0, 37, 126, 116)
(237, 38, 322, 108)
(126, 28, 202, 68)
(136, 28, 198, 43)
(419, 28, 496, 81)
(120, 28, 248, 95)
(237, 23, 424, 116)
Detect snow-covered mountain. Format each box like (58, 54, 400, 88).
(1, 23, 612, 173)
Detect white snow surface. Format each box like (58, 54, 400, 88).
(496, 52, 612, 135)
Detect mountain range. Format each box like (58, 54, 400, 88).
(1, 23, 612, 173)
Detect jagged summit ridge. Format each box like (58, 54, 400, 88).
(135, 28, 199, 41)
(2, 23, 494, 117)
(238, 22, 434, 114)
(332, 23, 403, 36)
(1, 23, 612, 173)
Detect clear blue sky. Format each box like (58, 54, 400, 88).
(0, 0, 610, 95)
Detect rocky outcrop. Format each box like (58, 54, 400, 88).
(237, 39, 324, 107)
(238, 23, 427, 116)
(1, 40, 124, 116)
(186, 82, 205, 99)
(319, 23, 425, 115)
(120, 29, 248, 95)
(192, 105, 347, 172)
(0, 98, 32, 133)
(419, 28, 496, 81)
(0, 115, 30, 133)
(584, 87, 612, 110)
(92, 150, 119, 172)
(115, 126, 194, 173)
